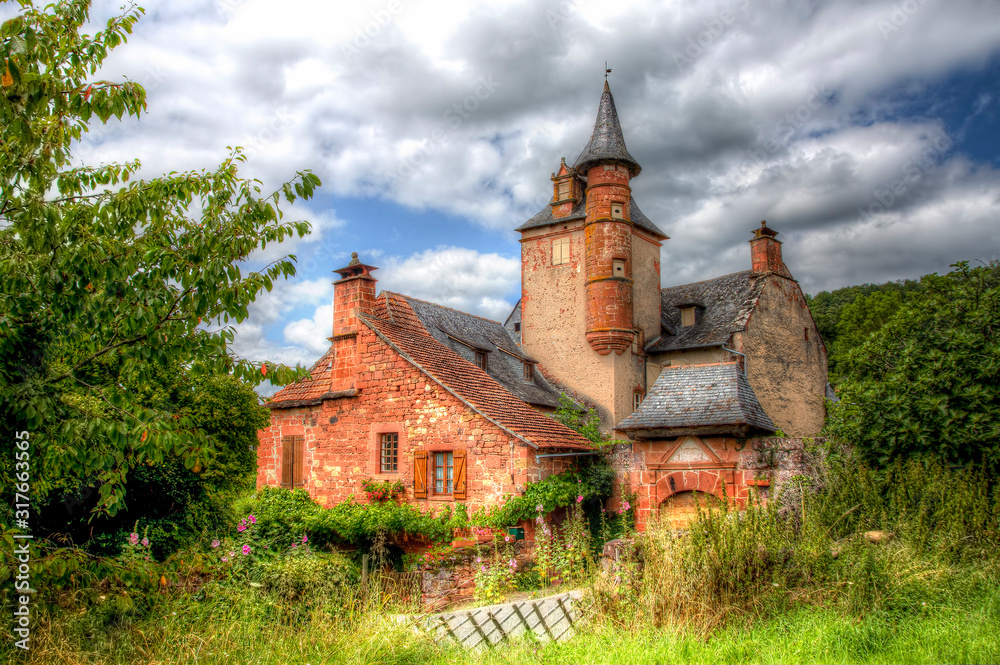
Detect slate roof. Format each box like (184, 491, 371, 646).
(573, 81, 642, 177)
(515, 195, 666, 238)
(615, 362, 775, 436)
(362, 293, 593, 451)
(403, 296, 563, 409)
(647, 271, 766, 353)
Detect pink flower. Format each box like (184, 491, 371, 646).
(621, 501, 630, 513)
(228, 551, 235, 558)
(242, 544, 251, 555)
(476, 557, 482, 563)
(509, 558, 516, 568)
(536, 504, 543, 512)
(505, 535, 511, 542)
(141, 537, 149, 547)
(292, 543, 298, 547)
(248, 515, 256, 524)
(237, 524, 245, 532)
(577, 495, 583, 503)
(481, 566, 487, 572)
(129, 533, 139, 545)
(221, 556, 228, 562)
(302, 535, 308, 543)
(211, 539, 220, 549)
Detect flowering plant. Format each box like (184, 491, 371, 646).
(360, 477, 405, 502)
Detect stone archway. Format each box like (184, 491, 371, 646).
(659, 490, 723, 529)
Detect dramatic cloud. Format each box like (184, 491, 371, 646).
(13, 0, 999, 377)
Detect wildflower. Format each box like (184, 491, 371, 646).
(248, 515, 256, 524)
(536, 504, 543, 512)
(577, 495, 583, 503)
(622, 501, 630, 512)
(221, 556, 228, 562)
(509, 558, 516, 568)
(242, 544, 251, 555)
(211, 538, 220, 548)
(228, 551, 235, 558)
(302, 535, 308, 543)
(129, 532, 139, 545)
(142, 537, 149, 547)
(237, 524, 245, 532)
(481, 566, 487, 572)
(292, 543, 298, 547)
(505, 535, 511, 542)
(476, 557, 482, 563)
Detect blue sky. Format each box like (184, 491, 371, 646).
(6, 0, 999, 383)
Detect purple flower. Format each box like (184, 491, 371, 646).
(242, 544, 251, 555)
(211, 539, 220, 549)
(129, 532, 139, 546)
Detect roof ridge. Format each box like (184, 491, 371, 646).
(661, 270, 756, 291)
(400, 293, 506, 326)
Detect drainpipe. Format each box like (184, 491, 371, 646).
(722, 346, 747, 375)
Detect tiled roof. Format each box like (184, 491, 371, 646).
(362, 293, 594, 451)
(403, 296, 563, 409)
(615, 362, 775, 436)
(647, 271, 765, 353)
(266, 347, 335, 408)
(573, 81, 641, 177)
(515, 195, 666, 238)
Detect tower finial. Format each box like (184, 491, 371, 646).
(604, 61, 611, 82)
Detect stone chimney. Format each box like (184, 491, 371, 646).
(330, 252, 378, 391)
(750, 221, 793, 279)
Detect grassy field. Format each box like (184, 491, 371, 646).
(6, 567, 998, 665)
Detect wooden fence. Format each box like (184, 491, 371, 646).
(401, 590, 583, 650)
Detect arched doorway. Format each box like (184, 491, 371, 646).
(659, 490, 723, 530)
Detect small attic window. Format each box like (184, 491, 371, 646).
(556, 179, 572, 200)
(475, 351, 487, 371)
(612, 259, 626, 277)
(523, 363, 534, 382)
(514, 322, 521, 332)
(680, 306, 696, 327)
(633, 391, 643, 412)
(611, 202, 624, 219)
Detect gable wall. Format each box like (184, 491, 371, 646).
(258, 324, 559, 512)
(739, 277, 828, 435)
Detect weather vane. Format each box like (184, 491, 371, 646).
(605, 61, 612, 81)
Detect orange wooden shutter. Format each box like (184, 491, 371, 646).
(293, 435, 305, 488)
(281, 436, 294, 488)
(413, 451, 427, 498)
(453, 450, 467, 501)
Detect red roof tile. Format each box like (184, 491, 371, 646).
(365, 293, 593, 451)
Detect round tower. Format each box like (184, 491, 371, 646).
(574, 82, 642, 355)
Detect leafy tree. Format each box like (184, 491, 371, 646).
(0, 1, 318, 517)
(826, 262, 1000, 469)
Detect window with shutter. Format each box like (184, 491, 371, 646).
(281, 435, 305, 489)
(552, 237, 570, 265)
(453, 451, 467, 500)
(413, 450, 427, 498)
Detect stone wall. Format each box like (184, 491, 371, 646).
(612, 436, 821, 530)
(257, 321, 556, 513)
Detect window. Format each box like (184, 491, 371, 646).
(611, 201, 624, 219)
(475, 350, 487, 371)
(556, 179, 571, 200)
(804, 327, 809, 342)
(280, 435, 305, 489)
(514, 322, 520, 332)
(434, 452, 454, 494)
(414, 450, 467, 500)
(633, 392, 643, 412)
(523, 362, 534, 381)
(681, 306, 696, 327)
(380, 433, 398, 473)
(552, 237, 570, 265)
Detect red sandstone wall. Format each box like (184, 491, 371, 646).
(257, 324, 568, 514)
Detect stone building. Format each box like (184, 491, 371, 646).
(256, 82, 828, 530)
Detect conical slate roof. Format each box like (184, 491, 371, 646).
(573, 81, 641, 177)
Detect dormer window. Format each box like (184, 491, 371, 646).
(475, 351, 487, 371)
(523, 363, 534, 382)
(680, 306, 696, 327)
(633, 390, 644, 412)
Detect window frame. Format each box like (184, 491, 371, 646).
(379, 432, 398, 473)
